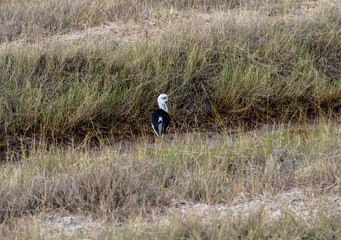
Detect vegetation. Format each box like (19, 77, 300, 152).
(1, 123, 341, 237)
(0, 0, 242, 43)
(1, 123, 340, 220)
(0, 0, 340, 142)
(2, 211, 341, 239)
(1, 0, 341, 238)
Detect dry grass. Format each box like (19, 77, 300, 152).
(0, 122, 341, 238)
(0, 122, 340, 220)
(0, 0, 246, 44)
(1, 210, 341, 239)
(0, 0, 340, 143)
(1, 1, 341, 237)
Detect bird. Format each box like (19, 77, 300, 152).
(151, 94, 173, 137)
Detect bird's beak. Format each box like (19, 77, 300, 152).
(169, 99, 176, 104)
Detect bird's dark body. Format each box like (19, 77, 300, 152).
(151, 109, 170, 136)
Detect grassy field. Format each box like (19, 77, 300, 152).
(1, 0, 341, 238)
(0, 0, 242, 43)
(0, 0, 340, 142)
(2, 211, 341, 239)
(1, 122, 341, 238)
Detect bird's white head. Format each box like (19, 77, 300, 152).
(157, 94, 169, 113)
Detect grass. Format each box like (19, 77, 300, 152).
(0, 122, 340, 221)
(107, 214, 341, 240)
(0, 122, 340, 237)
(0, 0, 340, 143)
(1, 0, 341, 238)
(0, 0, 241, 43)
(2, 211, 341, 239)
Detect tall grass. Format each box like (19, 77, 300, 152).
(1, 1, 340, 238)
(0, 0, 243, 43)
(0, 2, 340, 141)
(0, 123, 340, 222)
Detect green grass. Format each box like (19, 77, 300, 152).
(1, 1, 341, 238)
(0, 1, 340, 142)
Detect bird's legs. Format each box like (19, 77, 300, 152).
(156, 135, 164, 144)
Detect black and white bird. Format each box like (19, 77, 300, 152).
(151, 94, 172, 137)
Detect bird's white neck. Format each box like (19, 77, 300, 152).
(158, 101, 168, 113)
